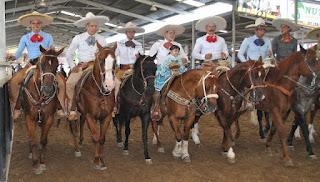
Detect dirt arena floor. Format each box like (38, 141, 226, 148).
(8, 112, 320, 182)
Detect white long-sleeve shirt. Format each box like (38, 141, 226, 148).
(192, 34, 228, 60)
(149, 39, 187, 65)
(115, 38, 143, 65)
(66, 32, 107, 68)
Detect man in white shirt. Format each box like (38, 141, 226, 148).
(149, 24, 188, 65)
(66, 12, 109, 121)
(192, 16, 229, 66)
(114, 22, 145, 113)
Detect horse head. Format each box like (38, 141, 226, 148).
(299, 45, 320, 78)
(37, 45, 64, 98)
(133, 54, 157, 96)
(95, 42, 116, 93)
(194, 71, 219, 113)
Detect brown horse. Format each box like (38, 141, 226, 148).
(156, 69, 219, 162)
(20, 46, 64, 174)
(254, 46, 320, 166)
(69, 43, 116, 170)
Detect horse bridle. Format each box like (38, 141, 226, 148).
(23, 54, 58, 107)
(131, 56, 155, 104)
(180, 71, 219, 114)
(91, 51, 113, 96)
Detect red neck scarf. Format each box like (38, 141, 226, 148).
(30, 33, 43, 43)
(206, 35, 217, 43)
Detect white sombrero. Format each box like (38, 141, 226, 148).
(156, 24, 185, 36)
(245, 18, 267, 29)
(117, 22, 145, 33)
(196, 16, 227, 32)
(74, 12, 109, 27)
(306, 27, 320, 40)
(272, 18, 299, 32)
(18, 11, 53, 27)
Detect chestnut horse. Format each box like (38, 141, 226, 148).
(69, 43, 116, 170)
(206, 61, 269, 162)
(156, 69, 219, 162)
(20, 46, 64, 174)
(254, 46, 320, 166)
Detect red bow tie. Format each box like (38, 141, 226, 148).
(30, 34, 43, 43)
(163, 42, 173, 49)
(206, 36, 217, 43)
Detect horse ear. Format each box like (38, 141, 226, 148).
(56, 47, 65, 56)
(39, 45, 47, 53)
(300, 44, 307, 55)
(96, 41, 103, 51)
(258, 56, 263, 62)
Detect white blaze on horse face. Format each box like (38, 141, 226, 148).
(103, 54, 115, 91)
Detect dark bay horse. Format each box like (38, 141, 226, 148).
(286, 74, 320, 159)
(158, 69, 219, 162)
(20, 46, 64, 174)
(70, 43, 116, 170)
(254, 46, 320, 166)
(113, 54, 157, 164)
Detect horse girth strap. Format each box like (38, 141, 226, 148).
(167, 90, 195, 106)
(266, 83, 292, 96)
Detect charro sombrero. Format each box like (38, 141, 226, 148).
(196, 16, 227, 32)
(18, 11, 53, 27)
(272, 18, 299, 32)
(117, 22, 145, 33)
(156, 24, 185, 36)
(74, 12, 109, 27)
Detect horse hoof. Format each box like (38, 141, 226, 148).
(117, 142, 124, 148)
(39, 164, 46, 171)
(265, 148, 273, 157)
(259, 138, 266, 143)
(288, 145, 295, 151)
(152, 136, 158, 145)
(145, 159, 153, 165)
(284, 160, 294, 167)
(74, 151, 82, 157)
(158, 147, 165, 153)
(94, 164, 107, 171)
(33, 167, 43, 175)
(122, 150, 129, 155)
(308, 155, 318, 160)
(221, 151, 228, 157)
(28, 153, 32, 159)
(227, 158, 236, 164)
(182, 155, 191, 163)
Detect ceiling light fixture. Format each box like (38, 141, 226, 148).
(182, 0, 205, 7)
(150, 4, 158, 11)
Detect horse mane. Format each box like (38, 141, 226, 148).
(267, 51, 304, 82)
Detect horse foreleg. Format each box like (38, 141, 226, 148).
(25, 114, 41, 174)
(168, 115, 183, 159)
(181, 114, 196, 163)
(123, 115, 131, 155)
(298, 116, 316, 159)
(97, 115, 111, 170)
(191, 115, 201, 145)
(234, 119, 240, 140)
(113, 114, 123, 147)
(287, 117, 299, 148)
(39, 115, 54, 171)
(151, 118, 164, 152)
(69, 119, 81, 157)
(85, 115, 100, 168)
(269, 110, 293, 167)
(140, 113, 152, 164)
(79, 115, 85, 145)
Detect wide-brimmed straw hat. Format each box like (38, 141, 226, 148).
(156, 24, 185, 36)
(18, 11, 53, 27)
(74, 12, 109, 27)
(196, 16, 227, 32)
(272, 18, 299, 32)
(117, 22, 145, 33)
(245, 18, 267, 29)
(306, 27, 320, 40)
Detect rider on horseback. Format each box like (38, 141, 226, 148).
(114, 22, 145, 115)
(151, 45, 186, 121)
(8, 11, 55, 120)
(66, 12, 109, 121)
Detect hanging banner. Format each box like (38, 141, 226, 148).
(296, 1, 320, 28)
